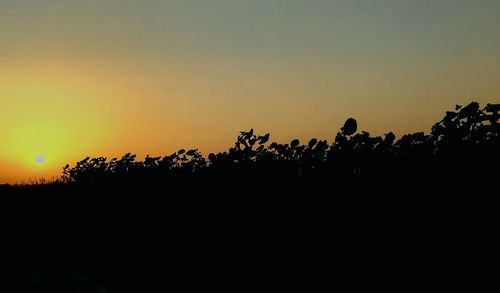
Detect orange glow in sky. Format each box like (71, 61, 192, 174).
(1, 1, 499, 183)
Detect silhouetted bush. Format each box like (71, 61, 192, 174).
(56, 102, 499, 188)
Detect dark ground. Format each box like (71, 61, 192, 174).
(1, 179, 497, 292)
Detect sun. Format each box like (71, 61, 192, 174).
(0, 67, 118, 183)
(0, 78, 103, 167)
(3, 123, 67, 169)
(36, 155, 46, 165)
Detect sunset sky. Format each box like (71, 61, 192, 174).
(1, 0, 499, 183)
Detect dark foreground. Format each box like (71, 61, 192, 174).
(2, 182, 497, 292)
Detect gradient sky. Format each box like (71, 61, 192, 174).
(1, 0, 499, 183)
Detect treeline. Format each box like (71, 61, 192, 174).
(59, 101, 500, 188)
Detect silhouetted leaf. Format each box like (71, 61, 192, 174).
(458, 102, 480, 119)
(308, 138, 318, 148)
(342, 118, 357, 136)
(486, 103, 500, 113)
(384, 132, 396, 145)
(259, 134, 270, 144)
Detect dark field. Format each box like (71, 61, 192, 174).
(2, 102, 498, 292)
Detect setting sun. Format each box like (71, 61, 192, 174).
(0, 63, 182, 183)
(36, 155, 45, 165)
(0, 72, 111, 182)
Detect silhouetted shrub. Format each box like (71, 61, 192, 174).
(57, 102, 499, 187)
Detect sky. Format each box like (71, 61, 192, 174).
(0, 0, 499, 183)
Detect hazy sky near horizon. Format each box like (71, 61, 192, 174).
(1, 0, 499, 183)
